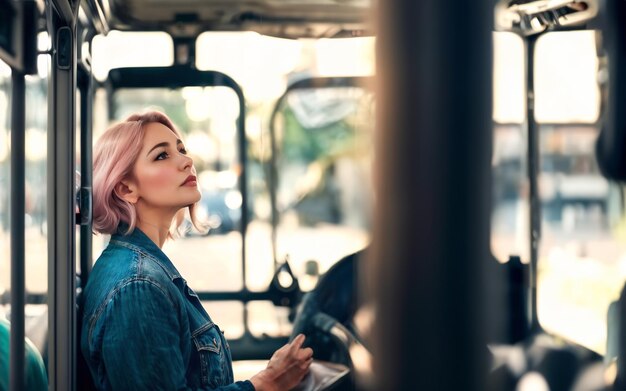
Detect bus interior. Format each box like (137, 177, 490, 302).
(3, 0, 626, 390)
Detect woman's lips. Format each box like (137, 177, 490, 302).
(182, 175, 197, 186)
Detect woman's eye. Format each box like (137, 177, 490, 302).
(156, 152, 168, 160)
(179, 148, 188, 155)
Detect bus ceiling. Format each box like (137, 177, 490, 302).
(83, 0, 595, 40)
(97, 0, 371, 39)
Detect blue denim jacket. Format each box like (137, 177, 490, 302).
(80, 226, 255, 391)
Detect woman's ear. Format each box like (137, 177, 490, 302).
(114, 180, 139, 204)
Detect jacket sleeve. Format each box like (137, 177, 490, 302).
(101, 279, 255, 391)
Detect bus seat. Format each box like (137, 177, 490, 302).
(291, 249, 364, 363)
(15, 292, 97, 390)
(0, 318, 48, 391)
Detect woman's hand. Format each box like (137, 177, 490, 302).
(250, 334, 314, 391)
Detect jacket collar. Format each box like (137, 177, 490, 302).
(110, 223, 181, 281)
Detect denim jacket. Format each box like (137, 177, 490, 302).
(80, 226, 255, 391)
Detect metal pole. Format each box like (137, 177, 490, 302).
(234, 80, 251, 337)
(79, 66, 93, 282)
(47, 9, 77, 391)
(371, 0, 492, 389)
(9, 69, 26, 391)
(237, 88, 248, 291)
(525, 35, 541, 333)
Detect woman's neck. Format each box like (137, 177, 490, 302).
(134, 202, 180, 248)
(136, 217, 173, 248)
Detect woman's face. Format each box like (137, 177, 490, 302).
(129, 122, 201, 212)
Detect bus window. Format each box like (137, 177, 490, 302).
(196, 34, 375, 335)
(534, 30, 621, 354)
(0, 50, 49, 347)
(534, 31, 600, 123)
(314, 38, 376, 77)
(23, 74, 48, 297)
(492, 125, 528, 263)
(491, 32, 529, 263)
(23, 57, 49, 349)
(195, 33, 375, 102)
(196, 32, 374, 290)
(91, 32, 173, 81)
(493, 32, 525, 124)
(271, 85, 374, 292)
(196, 32, 301, 103)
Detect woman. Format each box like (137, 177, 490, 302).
(81, 111, 312, 390)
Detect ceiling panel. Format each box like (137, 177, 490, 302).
(100, 0, 371, 38)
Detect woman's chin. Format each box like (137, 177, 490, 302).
(192, 192, 202, 203)
(184, 193, 202, 206)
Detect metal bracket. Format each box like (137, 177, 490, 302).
(56, 25, 71, 70)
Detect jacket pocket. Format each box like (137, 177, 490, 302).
(192, 322, 229, 387)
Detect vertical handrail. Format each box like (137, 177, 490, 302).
(78, 64, 93, 282)
(235, 85, 248, 292)
(233, 78, 251, 335)
(9, 68, 26, 391)
(525, 34, 542, 333)
(47, 8, 77, 391)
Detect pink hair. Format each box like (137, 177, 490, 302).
(92, 111, 198, 236)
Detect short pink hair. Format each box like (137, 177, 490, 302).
(92, 111, 198, 236)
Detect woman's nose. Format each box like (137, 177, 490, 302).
(179, 153, 193, 171)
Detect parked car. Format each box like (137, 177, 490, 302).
(181, 188, 243, 236)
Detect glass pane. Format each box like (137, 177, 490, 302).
(91, 32, 174, 81)
(491, 125, 529, 263)
(106, 87, 244, 292)
(534, 31, 600, 123)
(196, 32, 302, 103)
(248, 301, 291, 338)
(490, 33, 527, 264)
(24, 73, 48, 298)
(314, 37, 375, 77)
(196, 32, 375, 103)
(261, 86, 374, 292)
(0, 58, 49, 347)
(493, 32, 525, 124)
(537, 124, 624, 354)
